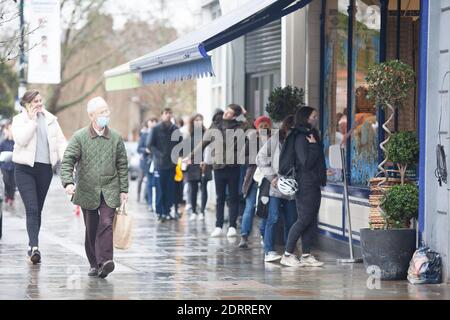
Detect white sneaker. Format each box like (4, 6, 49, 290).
(210, 228, 223, 238)
(300, 255, 324, 267)
(280, 254, 305, 267)
(264, 252, 282, 262)
(227, 227, 237, 237)
(198, 213, 205, 221)
(189, 214, 197, 221)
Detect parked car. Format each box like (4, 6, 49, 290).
(124, 141, 140, 181)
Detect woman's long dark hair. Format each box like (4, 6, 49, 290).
(189, 113, 206, 136)
(295, 106, 321, 142)
(280, 115, 295, 143)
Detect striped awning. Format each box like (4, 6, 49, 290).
(104, 0, 314, 90)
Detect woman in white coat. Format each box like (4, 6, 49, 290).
(11, 89, 67, 264)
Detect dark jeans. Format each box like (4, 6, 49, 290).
(188, 176, 209, 214)
(214, 166, 240, 228)
(15, 163, 53, 247)
(2, 169, 16, 199)
(264, 197, 297, 254)
(155, 168, 175, 217)
(285, 186, 322, 255)
(81, 195, 115, 269)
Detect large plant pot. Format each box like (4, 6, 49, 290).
(360, 228, 416, 280)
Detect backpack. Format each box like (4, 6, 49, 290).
(278, 129, 299, 179)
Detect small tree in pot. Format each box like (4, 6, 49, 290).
(361, 61, 418, 281)
(265, 86, 305, 123)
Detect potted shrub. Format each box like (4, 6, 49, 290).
(360, 183, 418, 280)
(363, 60, 417, 280)
(265, 85, 305, 123)
(361, 131, 419, 280)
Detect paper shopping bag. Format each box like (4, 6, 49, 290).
(113, 202, 133, 250)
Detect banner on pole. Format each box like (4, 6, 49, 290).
(27, 0, 61, 84)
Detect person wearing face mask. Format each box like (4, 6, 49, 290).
(60, 97, 129, 278)
(11, 89, 67, 264)
(280, 106, 327, 268)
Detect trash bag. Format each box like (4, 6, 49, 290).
(407, 243, 442, 285)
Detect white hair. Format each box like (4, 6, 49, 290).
(87, 97, 108, 114)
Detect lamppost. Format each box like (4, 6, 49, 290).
(17, 0, 27, 108)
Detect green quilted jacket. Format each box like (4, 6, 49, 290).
(60, 125, 129, 210)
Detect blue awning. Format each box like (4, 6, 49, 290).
(105, 0, 314, 88)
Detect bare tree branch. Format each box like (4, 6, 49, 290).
(56, 76, 104, 112)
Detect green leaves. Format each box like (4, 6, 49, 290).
(381, 184, 419, 229)
(366, 60, 415, 108)
(265, 86, 305, 122)
(386, 131, 419, 166)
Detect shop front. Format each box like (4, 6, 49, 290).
(317, 0, 422, 251)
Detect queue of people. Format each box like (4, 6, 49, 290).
(3, 89, 327, 278)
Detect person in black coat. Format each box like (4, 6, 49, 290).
(280, 106, 327, 268)
(0, 124, 16, 206)
(184, 114, 212, 221)
(147, 108, 182, 222)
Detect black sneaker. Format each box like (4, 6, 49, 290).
(29, 248, 41, 264)
(98, 260, 115, 279)
(88, 267, 98, 277)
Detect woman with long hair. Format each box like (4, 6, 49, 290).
(185, 114, 212, 221)
(256, 115, 297, 261)
(280, 106, 327, 267)
(11, 89, 67, 264)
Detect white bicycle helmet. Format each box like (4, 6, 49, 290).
(277, 176, 298, 196)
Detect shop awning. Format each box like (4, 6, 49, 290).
(104, 0, 314, 89)
(104, 63, 141, 91)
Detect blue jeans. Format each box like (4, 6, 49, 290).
(240, 182, 258, 236)
(146, 171, 154, 208)
(154, 168, 175, 217)
(264, 197, 297, 254)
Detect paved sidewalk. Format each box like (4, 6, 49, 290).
(0, 177, 449, 300)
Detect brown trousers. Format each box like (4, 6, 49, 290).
(82, 195, 115, 269)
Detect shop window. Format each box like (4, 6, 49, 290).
(322, 0, 350, 183)
(350, 0, 380, 186)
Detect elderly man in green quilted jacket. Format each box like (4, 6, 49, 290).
(60, 97, 128, 279)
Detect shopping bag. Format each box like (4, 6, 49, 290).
(113, 202, 133, 250)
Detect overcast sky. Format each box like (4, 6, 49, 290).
(105, 0, 203, 33)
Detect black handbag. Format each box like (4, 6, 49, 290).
(255, 178, 271, 219)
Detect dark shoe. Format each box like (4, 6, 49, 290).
(98, 260, 115, 279)
(88, 267, 98, 277)
(238, 236, 248, 249)
(29, 248, 41, 264)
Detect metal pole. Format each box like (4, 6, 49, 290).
(337, 147, 362, 264)
(18, 0, 27, 99)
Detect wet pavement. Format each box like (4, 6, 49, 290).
(0, 177, 450, 300)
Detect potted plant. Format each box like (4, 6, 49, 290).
(265, 85, 305, 123)
(362, 60, 417, 280)
(360, 132, 419, 280)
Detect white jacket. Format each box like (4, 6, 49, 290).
(11, 109, 67, 167)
